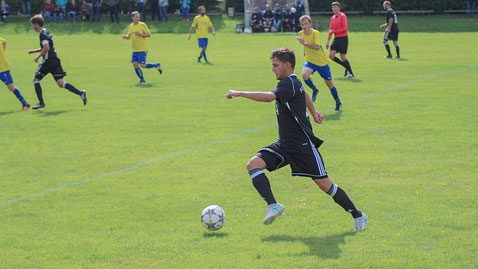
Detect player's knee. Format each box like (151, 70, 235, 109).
(139, 64, 146, 68)
(301, 73, 309, 80)
(246, 157, 263, 172)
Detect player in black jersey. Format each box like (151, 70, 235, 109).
(28, 14, 87, 109)
(380, 1, 400, 59)
(226, 48, 367, 231)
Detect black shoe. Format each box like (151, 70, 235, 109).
(384, 55, 392, 59)
(32, 103, 45, 109)
(312, 89, 318, 102)
(156, 64, 163, 74)
(335, 101, 342, 111)
(344, 69, 348, 77)
(80, 90, 87, 105)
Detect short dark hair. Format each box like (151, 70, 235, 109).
(270, 48, 295, 68)
(30, 14, 44, 27)
(131, 11, 139, 17)
(331, 1, 341, 8)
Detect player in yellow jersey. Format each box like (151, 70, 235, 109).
(0, 38, 30, 111)
(188, 5, 215, 64)
(123, 11, 162, 84)
(295, 15, 342, 111)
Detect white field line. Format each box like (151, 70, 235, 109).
(0, 68, 469, 208)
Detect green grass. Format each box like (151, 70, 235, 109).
(0, 21, 477, 267)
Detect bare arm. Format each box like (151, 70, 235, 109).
(135, 32, 150, 37)
(386, 17, 393, 31)
(188, 26, 195, 39)
(226, 90, 276, 102)
(304, 91, 323, 124)
(122, 33, 131, 39)
(28, 48, 42, 54)
(210, 25, 216, 36)
(296, 37, 321, 50)
(33, 44, 50, 62)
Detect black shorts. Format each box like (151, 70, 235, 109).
(257, 140, 328, 179)
(330, 36, 348, 54)
(35, 58, 67, 81)
(384, 30, 399, 41)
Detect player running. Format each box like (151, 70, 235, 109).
(380, 1, 400, 59)
(296, 15, 342, 111)
(0, 37, 30, 111)
(325, 2, 354, 78)
(226, 47, 367, 231)
(28, 14, 86, 109)
(188, 5, 215, 64)
(123, 11, 162, 84)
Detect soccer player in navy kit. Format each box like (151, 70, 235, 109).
(28, 14, 86, 109)
(380, 1, 400, 59)
(226, 48, 367, 231)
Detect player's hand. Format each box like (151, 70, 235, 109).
(188, 35, 191, 40)
(28, 49, 36, 54)
(312, 111, 324, 124)
(325, 41, 330, 49)
(226, 90, 240, 99)
(34, 56, 40, 63)
(385, 28, 390, 32)
(212, 31, 216, 36)
(295, 36, 305, 45)
(379, 24, 386, 29)
(135, 31, 142, 37)
(122, 34, 129, 39)
(329, 30, 335, 34)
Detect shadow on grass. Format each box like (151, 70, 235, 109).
(262, 231, 354, 259)
(203, 232, 229, 238)
(134, 82, 159, 88)
(0, 111, 18, 116)
(323, 110, 342, 121)
(34, 110, 69, 116)
(336, 77, 363, 83)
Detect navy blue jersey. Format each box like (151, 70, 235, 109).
(271, 74, 323, 148)
(273, 8, 283, 21)
(252, 11, 263, 23)
(39, 28, 58, 61)
(386, 9, 399, 32)
(294, 1, 305, 18)
(263, 10, 273, 20)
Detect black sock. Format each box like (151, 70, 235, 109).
(333, 57, 346, 68)
(343, 59, 354, 75)
(64, 82, 82, 95)
(249, 169, 277, 205)
(34, 82, 44, 104)
(327, 183, 361, 218)
(385, 44, 392, 55)
(395, 45, 400, 58)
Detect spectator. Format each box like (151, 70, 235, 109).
(68, 0, 80, 22)
(293, 0, 305, 32)
(91, 0, 102, 22)
(56, 0, 68, 23)
(0, 0, 9, 24)
(251, 6, 263, 32)
(467, 0, 476, 17)
(22, 0, 31, 15)
(104, 0, 119, 22)
(272, 3, 283, 32)
(159, 0, 168, 21)
(135, 0, 145, 20)
(180, 0, 190, 22)
(283, 4, 294, 32)
(150, 0, 159, 20)
(43, 0, 56, 22)
(81, 0, 92, 21)
(262, 4, 273, 32)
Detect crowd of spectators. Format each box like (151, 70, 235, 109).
(251, 0, 305, 33)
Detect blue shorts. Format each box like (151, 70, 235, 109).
(0, 70, 14, 85)
(131, 51, 147, 64)
(198, 38, 208, 48)
(303, 62, 332, 81)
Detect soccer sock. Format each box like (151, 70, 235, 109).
(330, 87, 340, 102)
(333, 57, 346, 68)
(34, 81, 44, 104)
(198, 52, 203, 60)
(385, 44, 392, 56)
(249, 169, 277, 205)
(343, 60, 354, 75)
(135, 67, 144, 81)
(395, 45, 400, 58)
(304, 78, 319, 92)
(202, 50, 208, 62)
(13, 88, 28, 105)
(146, 62, 159, 68)
(63, 82, 82, 95)
(327, 183, 362, 218)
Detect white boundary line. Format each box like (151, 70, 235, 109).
(0, 68, 472, 208)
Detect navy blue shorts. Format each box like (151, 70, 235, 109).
(131, 51, 147, 64)
(0, 70, 13, 85)
(303, 62, 332, 81)
(197, 38, 208, 48)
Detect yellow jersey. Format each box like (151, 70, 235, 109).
(127, 22, 151, 52)
(0, 38, 11, 73)
(191, 15, 213, 39)
(298, 29, 330, 66)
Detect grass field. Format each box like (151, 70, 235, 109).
(0, 18, 477, 267)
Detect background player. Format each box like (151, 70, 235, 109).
(325, 2, 354, 78)
(296, 15, 342, 111)
(123, 11, 162, 84)
(28, 14, 86, 109)
(0, 37, 30, 111)
(380, 1, 400, 59)
(226, 47, 367, 231)
(188, 5, 215, 64)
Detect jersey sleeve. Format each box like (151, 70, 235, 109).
(273, 79, 295, 103)
(313, 30, 320, 46)
(0, 38, 5, 45)
(207, 17, 213, 27)
(39, 32, 49, 46)
(143, 23, 151, 34)
(191, 16, 198, 28)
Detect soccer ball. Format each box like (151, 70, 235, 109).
(201, 205, 226, 231)
(291, 7, 296, 13)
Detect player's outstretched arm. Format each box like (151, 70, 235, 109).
(28, 48, 42, 54)
(211, 25, 216, 36)
(226, 90, 276, 102)
(188, 26, 195, 39)
(33, 44, 50, 63)
(305, 91, 323, 124)
(122, 33, 131, 39)
(2, 41, 6, 51)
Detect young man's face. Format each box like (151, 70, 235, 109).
(332, 5, 340, 14)
(275, 4, 280, 9)
(199, 6, 205, 15)
(30, 22, 41, 32)
(271, 57, 290, 80)
(131, 13, 140, 23)
(300, 19, 312, 32)
(383, 3, 389, 10)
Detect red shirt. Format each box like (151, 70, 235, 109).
(328, 12, 348, 40)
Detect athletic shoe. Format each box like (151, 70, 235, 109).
(32, 103, 45, 109)
(348, 73, 355, 79)
(263, 203, 285, 225)
(205, 61, 212, 65)
(22, 103, 31, 111)
(395, 56, 400, 59)
(384, 55, 392, 59)
(197, 57, 201, 63)
(138, 80, 146, 84)
(80, 90, 87, 105)
(156, 64, 163, 74)
(335, 101, 342, 111)
(354, 211, 368, 232)
(344, 69, 348, 77)
(311, 89, 318, 102)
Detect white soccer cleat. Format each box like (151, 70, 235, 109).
(354, 212, 368, 232)
(263, 203, 285, 225)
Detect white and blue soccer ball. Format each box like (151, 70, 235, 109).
(291, 7, 297, 13)
(201, 205, 226, 231)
